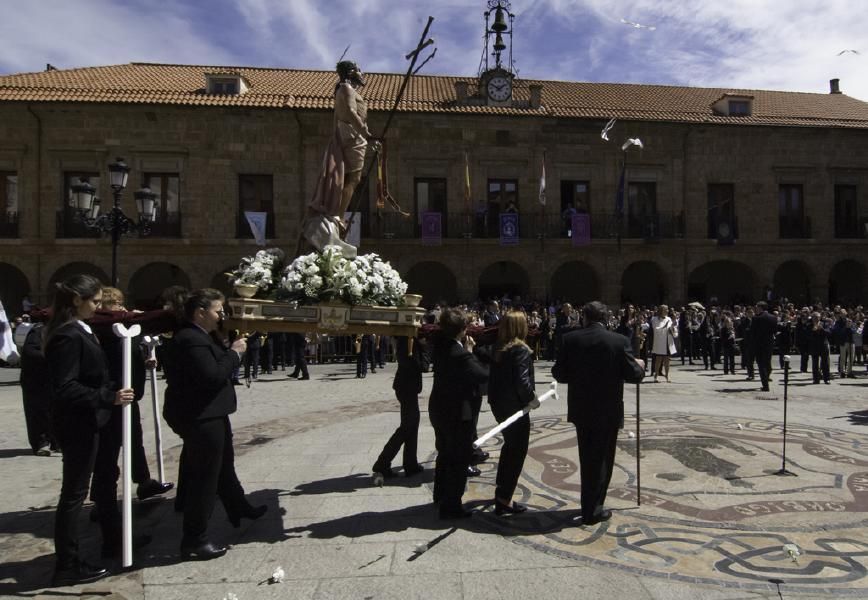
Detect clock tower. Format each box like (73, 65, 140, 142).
(479, 1, 515, 106)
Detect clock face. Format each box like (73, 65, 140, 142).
(487, 76, 512, 102)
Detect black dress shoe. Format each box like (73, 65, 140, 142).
(439, 506, 473, 519)
(372, 464, 395, 478)
(288, 372, 300, 378)
(470, 450, 490, 465)
(52, 561, 109, 587)
(228, 504, 268, 528)
(582, 509, 612, 526)
(466, 465, 481, 477)
(298, 375, 310, 380)
(180, 540, 227, 561)
(137, 479, 175, 501)
(494, 501, 527, 516)
(403, 464, 424, 477)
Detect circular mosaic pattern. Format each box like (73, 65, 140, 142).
(461, 413, 868, 595)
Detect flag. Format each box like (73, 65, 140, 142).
(244, 211, 267, 246)
(572, 213, 590, 246)
(538, 152, 546, 206)
(421, 211, 442, 246)
(464, 151, 472, 211)
(500, 213, 519, 245)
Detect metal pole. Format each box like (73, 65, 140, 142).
(636, 381, 641, 506)
(775, 355, 797, 476)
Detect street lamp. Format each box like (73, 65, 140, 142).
(70, 158, 158, 286)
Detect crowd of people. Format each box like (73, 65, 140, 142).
(4, 278, 866, 588)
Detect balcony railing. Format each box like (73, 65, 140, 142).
(56, 209, 101, 239)
(834, 218, 868, 239)
(779, 216, 812, 239)
(0, 212, 18, 238)
(143, 212, 182, 238)
(364, 211, 685, 240)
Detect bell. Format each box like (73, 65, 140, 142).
(491, 7, 508, 32)
(493, 32, 506, 53)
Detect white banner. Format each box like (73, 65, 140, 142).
(244, 211, 267, 246)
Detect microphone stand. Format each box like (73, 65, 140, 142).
(775, 355, 797, 477)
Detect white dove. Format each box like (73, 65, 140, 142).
(621, 18, 656, 31)
(622, 138, 644, 151)
(836, 49, 860, 55)
(601, 118, 616, 141)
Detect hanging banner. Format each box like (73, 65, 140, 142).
(344, 211, 361, 249)
(572, 213, 591, 246)
(500, 213, 519, 246)
(421, 211, 442, 246)
(244, 211, 267, 246)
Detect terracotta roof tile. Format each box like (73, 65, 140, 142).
(1, 62, 867, 128)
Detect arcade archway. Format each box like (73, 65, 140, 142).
(478, 261, 529, 301)
(621, 261, 667, 306)
(688, 260, 757, 306)
(128, 262, 191, 309)
(773, 260, 812, 305)
(828, 259, 866, 306)
(0, 263, 30, 318)
(48, 262, 110, 298)
(549, 261, 600, 305)
(405, 261, 458, 306)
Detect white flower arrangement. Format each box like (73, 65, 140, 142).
(282, 245, 408, 306)
(227, 248, 286, 293)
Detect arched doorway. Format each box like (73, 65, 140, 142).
(549, 261, 600, 305)
(405, 261, 458, 307)
(478, 261, 529, 301)
(773, 260, 812, 305)
(688, 261, 757, 305)
(48, 262, 110, 299)
(0, 263, 30, 318)
(828, 259, 866, 306)
(621, 261, 666, 306)
(128, 262, 191, 310)
(211, 266, 237, 299)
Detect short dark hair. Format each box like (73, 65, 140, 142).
(439, 307, 467, 339)
(183, 288, 225, 321)
(756, 301, 768, 312)
(582, 301, 608, 324)
(336, 60, 359, 79)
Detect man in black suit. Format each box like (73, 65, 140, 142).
(428, 308, 489, 518)
(287, 333, 310, 380)
(552, 301, 645, 526)
(751, 301, 778, 392)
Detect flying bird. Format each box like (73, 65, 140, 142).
(621, 18, 656, 31)
(836, 49, 860, 55)
(621, 138, 644, 151)
(601, 118, 616, 141)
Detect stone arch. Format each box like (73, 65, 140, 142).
(405, 261, 458, 307)
(478, 260, 529, 301)
(773, 260, 812, 305)
(48, 262, 110, 299)
(549, 261, 600, 306)
(621, 261, 667, 306)
(211, 266, 237, 299)
(688, 260, 757, 306)
(128, 262, 191, 310)
(0, 263, 31, 319)
(828, 259, 866, 306)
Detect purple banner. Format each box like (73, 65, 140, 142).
(572, 213, 590, 246)
(421, 211, 442, 245)
(500, 213, 519, 245)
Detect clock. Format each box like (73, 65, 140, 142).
(487, 75, 512, 102)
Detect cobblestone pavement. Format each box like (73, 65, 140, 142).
(0, 357, 866, 599)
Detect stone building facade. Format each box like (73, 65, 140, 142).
(0, 64, 866, 315)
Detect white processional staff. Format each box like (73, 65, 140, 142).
(112, 322, 141, 568)
(142, 335, 166, 484)
(473, 382, 559, 449)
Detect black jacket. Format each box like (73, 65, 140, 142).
(488, 344, 535, 422)
(45, 321, 116, 431)
(164, 324, 240, 429)
(751, 311, 778, 350)
(552, 323, 644, 428)
(428, 337, 489, 424)
(392, 337, 424, 396)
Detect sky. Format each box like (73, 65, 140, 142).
(1, 0, 866, 101)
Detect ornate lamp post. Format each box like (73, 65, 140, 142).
(70, 158, 158, 286)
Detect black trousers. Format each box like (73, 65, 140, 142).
(756, 346, 773, 389)
(811, 350, 830, 383)
(743, 344, 755, 378)
(181, 416, 247, 543)
(431, 414, 473, 511)
(54, 426, 101, 569)
(22, 387, 55, 453)
(244, 345, 261, 378)
(575, 421, 619, 521)
(289, 334, 308, 377)
(722, 345, 736, 374)
(495, 414, 530, 503)
(375, 391, 420, 469)
(798, 346, 810, 372)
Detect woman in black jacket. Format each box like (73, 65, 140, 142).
(488, 311, 538, 515)
(44, 275, 134, 586)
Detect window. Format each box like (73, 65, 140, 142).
(778, 184, 807, 238)
(707, 183, 736, 239)
(627, 182, 656, 237)
(205, 73, 247, 95)
(237, 175, 274, 239)
(834, 184, 859, 238)
(59, 172, 101, 238)
(485, 179, 518, 237)
(560, 180, 589, 238)
(1, 172, 17, 237)
(415, 178, 447, 237)
(143, 173, 181, 237)
(729, 100, 751, 116)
